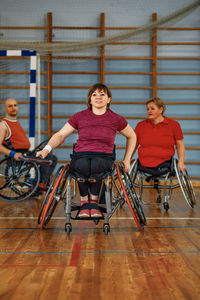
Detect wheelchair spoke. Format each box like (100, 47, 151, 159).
(124, 172, 147, 225)
(0, 157, 40, 202)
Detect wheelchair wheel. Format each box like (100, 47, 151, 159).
(125, 171, 147, 226)
(116, 163, 146, 231)
(0, 157, 40, 202)
(38, 164, 69, 229)
(174, 160, 196, 208)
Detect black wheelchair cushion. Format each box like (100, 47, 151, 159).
(137, 159, 172, 182)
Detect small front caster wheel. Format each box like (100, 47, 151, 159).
(65, 223, 72, 234)
(103, 223, 110, 235)
(157, 195, 162, 203)
(164, 202, 169, 211)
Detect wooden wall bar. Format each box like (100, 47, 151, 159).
(0, 12, 199, 180)
(47, 12, 53, 138)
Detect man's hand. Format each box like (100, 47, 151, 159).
(14, 152, 22, 161)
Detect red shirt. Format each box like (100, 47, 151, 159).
(68, 108, 128, 153)
(2, 118, 31, 150)
(135, 116, 183, 167)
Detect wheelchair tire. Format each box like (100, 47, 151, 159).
(38, 164, 69, 229)
(126, 171, 147, 225)
(116, 164, 146, 231)
(0, 157, 40, 202)
(174, 160, 196, 208)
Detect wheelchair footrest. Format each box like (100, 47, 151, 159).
(71, 203, 107, 213)
(70, 202, 107, 220)
(75, 215, 104, 220)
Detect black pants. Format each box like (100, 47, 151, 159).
(70, 155, 114, 197)
(39, 153, 57, 185)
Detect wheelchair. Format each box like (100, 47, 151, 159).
(129, 158, 196, 211)
(38, 162, 147, 235)
(0, 140, 51, 202)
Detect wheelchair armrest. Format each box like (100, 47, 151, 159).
(19, 155, 52, 165)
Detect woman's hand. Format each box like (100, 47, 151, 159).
(178, 161, 186, 174)
(122, 159, 130, 173)
(36, 149, 49, 159)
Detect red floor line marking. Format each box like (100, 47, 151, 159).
(0, 265, 71, 268)
(68, 222, 84, 267)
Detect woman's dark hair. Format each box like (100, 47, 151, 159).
(87, 83, 112, 110)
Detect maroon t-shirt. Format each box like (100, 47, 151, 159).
(68, 108, 128, 153)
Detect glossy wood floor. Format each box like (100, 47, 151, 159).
(0, 187, 200, 300)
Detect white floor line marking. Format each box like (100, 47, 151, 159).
(113, 217, 200, 220)
(0, 216, 200, 220)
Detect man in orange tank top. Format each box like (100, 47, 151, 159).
(0, 98, 57, 193)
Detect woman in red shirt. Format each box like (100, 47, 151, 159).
(134, 97, 186, 174)
(37, 83, 136, 218)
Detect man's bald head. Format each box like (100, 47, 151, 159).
(4, 98, 18, 119)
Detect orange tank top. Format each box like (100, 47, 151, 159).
(2, 118, 31, 150)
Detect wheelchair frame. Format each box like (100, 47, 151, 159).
(130, 158, 196, 211)
(38, 162, 146, 234)
(0, 140, 50, 202)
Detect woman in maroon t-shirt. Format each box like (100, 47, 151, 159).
(37, 83, 136, 218)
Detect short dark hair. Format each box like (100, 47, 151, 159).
(87, 83, 112, 110)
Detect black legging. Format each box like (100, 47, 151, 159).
(70, 156, 114, 197)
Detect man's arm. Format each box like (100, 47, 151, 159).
(0, 121, 11, 156)
(0, 122, 22, 160)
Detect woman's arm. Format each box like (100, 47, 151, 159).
(176, 139, 186, 173)
(119, 124, 137, 172)
(131, 140, 139, 160)
(37, 122, 75, 158)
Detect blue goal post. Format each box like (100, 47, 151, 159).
(0, 50, 37, 149)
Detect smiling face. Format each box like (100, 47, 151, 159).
(4, 98, 18, 119)
(87, 84, 112, 112)
(146, 101, 163, 121)
(90, 89, 111, 111)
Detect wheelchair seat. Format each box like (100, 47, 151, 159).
(69, 167, 115, 183)
(136, 158, 174, 182)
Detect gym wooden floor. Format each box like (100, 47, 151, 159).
(0, 187, 200, 300)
